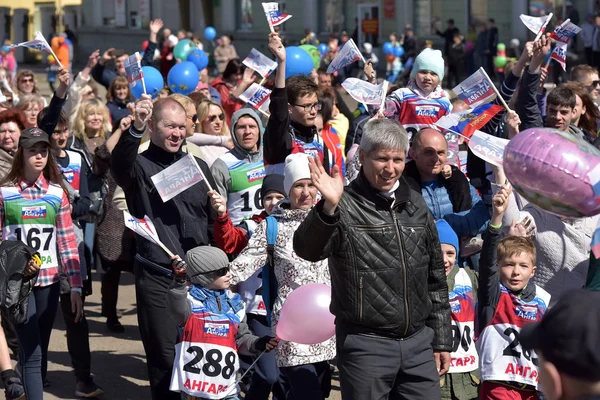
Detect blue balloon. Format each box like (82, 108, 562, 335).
(393, 46, 405, 58)
(167, 61, 200, 95)
(204, 26, 217, 41)
(383, 42, 394, 55)
(284, 46, 315, 78)
(318, 43, 328, 55)
(131, 66, 164, 99)
(187, 49, 209, 71)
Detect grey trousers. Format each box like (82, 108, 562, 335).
(336, 325, 441, 400)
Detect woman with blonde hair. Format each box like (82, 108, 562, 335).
(70, 97, 112, 169)
(15, 94, 44, 128)
(188, 99, 231, 167)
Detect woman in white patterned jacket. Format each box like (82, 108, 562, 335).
(229, 153, 335, 400)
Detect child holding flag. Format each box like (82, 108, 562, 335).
(436, 219, 479, 400)
(365, 48, 451, 139)
(167, 247, 278, 400)
(477, 186, 548, 400)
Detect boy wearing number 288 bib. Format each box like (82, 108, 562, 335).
(166, 246, 278, 400)
(477, 187, 550, 400)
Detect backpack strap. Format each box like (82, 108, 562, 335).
(262, 216, 278, 326)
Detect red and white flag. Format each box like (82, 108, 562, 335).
(341, 78, 386, 105)
(9, 32, 52, 53)
(243, 48, 278, 78)
(262, 2, 292, 27)
(123, 52, 144, 90)
(520, 14, 552, 35)
(451, 68, 496, 108)
(550, 19, 581, 71)
(239, 83, 271, 117)
(327, 39, 364, 74)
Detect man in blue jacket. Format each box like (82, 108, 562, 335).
(404, 128, 490, 238)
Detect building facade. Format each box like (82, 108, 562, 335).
(77, 0, 595, 65)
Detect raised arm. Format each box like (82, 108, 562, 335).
(65, 50, 97, 117)
(516, 35, 551, 131)
(293, 156, 344, 261)
(264, 32, 292, 168)
(110, 95, 152, 192)
(142, 19, 163, 67)
(38, 67, 69, 136)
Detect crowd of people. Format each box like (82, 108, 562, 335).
(0, 11, 596, 400)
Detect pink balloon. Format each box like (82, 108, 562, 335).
(503, 127, 600, 218)
(276, 284, 335, 345)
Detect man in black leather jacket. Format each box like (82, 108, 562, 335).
(294, 118, 452, 400)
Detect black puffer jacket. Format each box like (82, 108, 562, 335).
(0, 240, 39, 324)
(293, 171, 452, 351)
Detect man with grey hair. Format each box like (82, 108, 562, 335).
(293, 118, 452, 399)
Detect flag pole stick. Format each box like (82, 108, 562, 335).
(259, 76, 267, 86)
(137, 52, 147, 95)
(479, 67, 512, 112)
(188, 153, 214, 192)
(534, 12, 553, 41)
(139, 225, 174, 258)
(378, 81, 389, 114)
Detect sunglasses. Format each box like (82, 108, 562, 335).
(208, 266, 230, 277)
(20, 78, 33, 83)
(592, 80, 600, 88)
(207, 113, 225, 123)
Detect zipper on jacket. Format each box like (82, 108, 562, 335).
(217, 297, 222, 312)
(359, 276, 364, 322)
(391, 207, 411, 336)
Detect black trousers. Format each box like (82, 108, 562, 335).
(134, 259, 180, 400)
(336, 325, 440, 400)
(245, 314, 286, 400)
(99, 255, 132, 320)
(280, 361, 331, 400)
(60, 293, 92, 383)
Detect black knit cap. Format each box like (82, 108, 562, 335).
(260, 174, 286, 200)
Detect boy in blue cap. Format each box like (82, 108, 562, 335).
(436, 219, 480, 400)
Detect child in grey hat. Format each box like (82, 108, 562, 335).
(166, 246, 278, 400)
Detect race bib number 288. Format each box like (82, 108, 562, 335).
(172, 341, 239, 399)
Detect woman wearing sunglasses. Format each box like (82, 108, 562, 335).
(189, 100, 232, 167)
(14, 70, 47, 107)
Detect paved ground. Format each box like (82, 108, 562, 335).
(0, 67, 343, 400)
(0, 270, 341, 399)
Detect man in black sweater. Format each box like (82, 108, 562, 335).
(111, 95, 216, 400)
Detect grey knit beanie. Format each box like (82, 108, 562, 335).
(185, 246, 230, 287)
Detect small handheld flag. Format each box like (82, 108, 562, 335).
(9, 32, 62, 68)
(434, 103, 504, 139)
(326, 39, 365, 74)
(243, 48, 278, 78)
(341, 78, 387, 105)
(123, 52, 146, 94)
(123, 212, 174, 257)
(262, 2, 292, 33)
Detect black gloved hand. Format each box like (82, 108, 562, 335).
(255, 335, 279, 352)
(171, 256, 187, 280)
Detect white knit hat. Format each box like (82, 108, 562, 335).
(283, 153, 312, 196)
(410, 48, 445, 82)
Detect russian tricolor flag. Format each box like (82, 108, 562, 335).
(262, 2, 292, 27)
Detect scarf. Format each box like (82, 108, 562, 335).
(407, 79, 446, 100)
(189, 285, 243, 324)
(403, 161, 472, 213)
